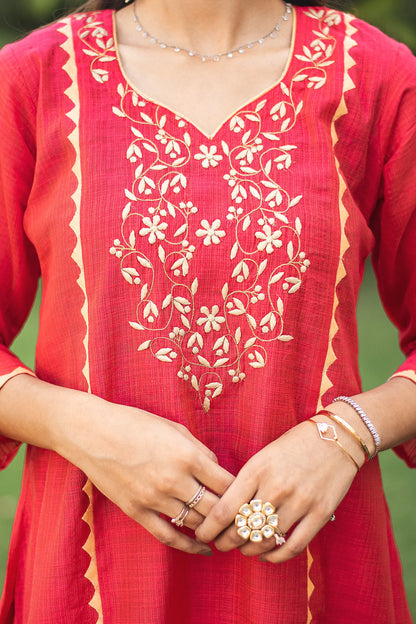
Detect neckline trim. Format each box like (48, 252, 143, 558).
(111, 6, 298, 141)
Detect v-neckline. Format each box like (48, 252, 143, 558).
(111, 6, 299, 141)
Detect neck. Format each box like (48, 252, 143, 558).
(132, 0, 287, 56)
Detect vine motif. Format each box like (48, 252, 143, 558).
(78, 10, 338, 412)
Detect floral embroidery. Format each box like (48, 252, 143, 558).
(194, 145, 223, 168)
(195, 220, 226, 246)
(78, 15, 117, 83)
(85, 8, 340, 411)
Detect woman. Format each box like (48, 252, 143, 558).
(0, 0, 415, 621)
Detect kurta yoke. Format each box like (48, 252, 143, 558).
(0, 6, 415, 623)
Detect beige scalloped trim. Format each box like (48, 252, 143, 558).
(390, 370, 416, 384)
(308, 13, 358, 624)
(58, 19, 102, 623)
(0, 367, 36, 389)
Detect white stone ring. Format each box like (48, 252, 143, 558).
(234, 499, 286, 543)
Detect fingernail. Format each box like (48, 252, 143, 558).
(199, 549, 213, 557)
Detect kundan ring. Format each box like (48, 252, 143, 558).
(234, 499, 285, 543)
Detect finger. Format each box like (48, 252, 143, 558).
(171, 422, 219, 463)
(195, 467, 256, 543)
(167, 499, 205, 531)
(193, 453, 235, 498)
(258, 512, 322, 564)
(139, 508, 212, 556)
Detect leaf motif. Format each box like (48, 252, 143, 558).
(125, 189, 137, 201)
(264, 160, 272, 176)
(122, 203, 131, 220)
(240, 166, 257, 174)
(280, 82, 290, 97)
(191, 278, 199, 295)
(158, 245, 166, 263)
(175, 296, 191, 305)
(197, 355, 211, 367)
(184, 132, 191, 146)
(156, 348, 172, 356)
(254, 350, 265, 365)
(255, 99, 267, 112)
(247, 314, 257, 328)
(203, 397, 210, 413)
(174, 223, 187, 237)
(249, 361, 264, 368)
(136, 256, 152, 269)
(213, 336, 224, 350)
(288, 281, 301, 294)
(260, 312, 272, 327)
(289, 195, 302, 208)
(167, 203, 176, 218)
(245, 113, 259, 122)
(295, 217, 302, 234)
(159, 114, 167, 128)
(270, 313, 277, 331)
(156, 354, 172, 362)
(112, 107, 125, 117)
(129, 230, 136, 248)
(212, 384, 223, 399)
(278, 334, 294, 342)
(242, 215, 251, 231)
(222, 283, 229, 299)
(242, 130, 251, 144)
(249, 186, 261, 200)
(181, 314, 190, 329)
(140, 112, 153, 124)
(281, 118, 291, 132)
(244, 336, 256, 349)
(140, 283, 148, 300)
(221, 140, 230, 156)
(270, 271, 284, 285)
(131, 127, 144, 139)
(161, 179, 170, 195)
(258, 259, 268, 276)
(277, 297, 284, 315)
(191, 375, 199, 391)
(213, 358, 229, 367)
(287, 241, 294, 260)
(233, 297, 245, 311)
(230, 241, 239, 260)
(137, 340, 151, 351)
(262, 132, 280, 141)
(121, 269, 133, 284)
(162, 293, 172, 309)
(129, 321, 145, 330)
(172, 157, 186, 167)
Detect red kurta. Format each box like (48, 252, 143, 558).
(0, 6, 415, 623)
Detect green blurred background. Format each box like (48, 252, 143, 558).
(0, 0, 415, 619)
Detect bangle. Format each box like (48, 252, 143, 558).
(333, 396, 381, 458)
(316, 409, 371, 463)
(308, 420, 360, 472)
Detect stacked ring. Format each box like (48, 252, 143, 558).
(186, 484, 206, 509)
(171, 506, 189, 527)
(234, 499, 286, 544)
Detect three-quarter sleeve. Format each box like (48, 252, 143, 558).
(0, 45, 40, 468)
(369, 43, 416, 466)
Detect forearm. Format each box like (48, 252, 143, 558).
(325, 377, 416, 458)
(0, 373, 92, 457)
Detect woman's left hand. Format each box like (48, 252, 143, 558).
(195, 419, 360, 563)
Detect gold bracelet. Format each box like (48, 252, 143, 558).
(308, 420, 360, 472)
(316, 409, 371, 463)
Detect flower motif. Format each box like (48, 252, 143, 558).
(194, 145, 223, 168)
(197, 305, 226, 333)
(139, 215, 168, 244)
(255, 224, 283, 254)
(196, 219, 226, 246)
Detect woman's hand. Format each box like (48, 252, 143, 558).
(55, 392, 235, 556)
(195, 419, 360, 563)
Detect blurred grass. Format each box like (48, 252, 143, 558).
(0, 271, 415, 618)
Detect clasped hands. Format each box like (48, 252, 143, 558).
(71, 398, 359, 562)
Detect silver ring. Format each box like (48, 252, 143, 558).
(171, 506, 189, 527)
(185, 484, 206, 509)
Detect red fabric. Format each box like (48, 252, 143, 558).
(0, 7, 415, 623)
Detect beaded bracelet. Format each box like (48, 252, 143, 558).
(316, 409, 371, 463)
(333, 396, 381, 458)
(308, 420, 360, 472)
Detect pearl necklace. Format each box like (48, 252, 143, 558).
(132, 2, 292, 62)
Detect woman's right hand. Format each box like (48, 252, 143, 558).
(55, 390, 234, 556)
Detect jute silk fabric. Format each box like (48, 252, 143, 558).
(0, 6, 415, 623)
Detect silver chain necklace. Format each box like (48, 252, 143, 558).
(131, 2, 292, 62)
